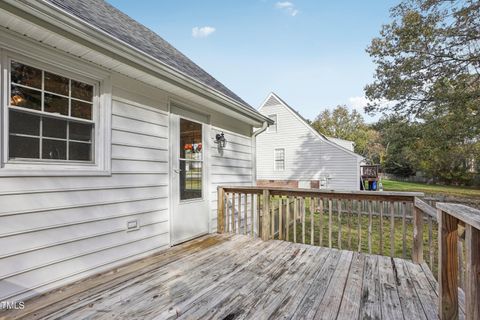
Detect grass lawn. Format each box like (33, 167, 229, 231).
(265, 198, 440, 275)
(382, 179, 480, 199)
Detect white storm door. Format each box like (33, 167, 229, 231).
(170, 115, 209, 245)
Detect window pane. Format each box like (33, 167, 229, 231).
(43, 117, 67, 139)
(180, 118, 202, 160)
(9, 135, 39, 159)
(9, 110, 40, 136)
(69, 122, 92, 142)
(44, 71, 69, 96)
(180, 160, 202, 200)
(71, 100, 92, 120)
(11, 61, 42, 89)
(71, 80, 93, 102)
(10, 85, 41, 110)
(44, 93, 68, 115)
(42, 139, 66, 160)
(69, 142, 92, 161)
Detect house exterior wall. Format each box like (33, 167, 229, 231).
(256, 99, 360, 191)
(0, 28, 255, 301)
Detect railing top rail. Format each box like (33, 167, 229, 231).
(219, 185, 424, 202)
(414, 198, 437, 218)
(437, 202, 480, 230)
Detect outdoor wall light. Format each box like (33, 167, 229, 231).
(215, 132, 227, 148)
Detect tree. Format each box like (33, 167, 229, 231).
(374, 115, 420, 177)
(366, 0, 480, 120)
(366, 0, 480, 185)
(310, 106, 385, 163)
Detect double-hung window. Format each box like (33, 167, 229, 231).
(274, 148, 285, 171)
(8, 61, 94, 162)
(1, 51, 111, 176)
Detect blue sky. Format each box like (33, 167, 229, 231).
(107, 0, 398, 122)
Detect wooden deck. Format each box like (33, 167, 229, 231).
(2, 234, 441, 320)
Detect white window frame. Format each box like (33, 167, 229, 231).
(274, 147, 285, 171)
(0, 48, 112, 176)
(267, 114, 277, 133)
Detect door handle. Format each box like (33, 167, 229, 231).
(173, 169, 183, 174)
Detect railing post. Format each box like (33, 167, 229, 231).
(217, 187, 225, 234)
(438, 208, 459, 320)
(465, 224, 480, 320)
(261, 189, 270, 241)
(412, 203, 424, 263)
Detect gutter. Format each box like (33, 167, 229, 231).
(3, 0, 272, 126)
(251, 121, 270, 184)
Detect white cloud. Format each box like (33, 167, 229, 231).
(192, 26, 216, 38)
(348, 96, 396, 112)
(275, 1, 299, 16)
(348, 96, 369, 110)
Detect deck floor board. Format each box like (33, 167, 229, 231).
(2, 234, 440, 320)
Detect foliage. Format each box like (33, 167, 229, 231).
(310, 106, 385, 163)
(366, 0, 480, 118)
(365, 0, 480, 185)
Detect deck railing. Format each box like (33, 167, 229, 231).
(217, 186, 430, 262)
(217, 186, 479, 320)
(436, 203, 480, 320)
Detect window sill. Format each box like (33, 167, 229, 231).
(0, 162, 111, 177)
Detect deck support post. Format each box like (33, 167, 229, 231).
(217, 187, 225, 234)
(465, 224, 480, 320)
(412, 204, 424, 263)
(438, 208, 459, 320)
(262, 189, 271, 241)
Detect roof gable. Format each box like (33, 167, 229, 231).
(44, 0, 252, 110)
(259, 93, 364, 160)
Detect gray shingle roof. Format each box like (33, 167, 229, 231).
(45, 0, 252, 109)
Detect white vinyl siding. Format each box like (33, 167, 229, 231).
(267, 114, 277, 132)
(274, 148, 285, 171)
(256, 95, 361, 191)
(209, 127, 254, 233)
(0, 77, 171, 302)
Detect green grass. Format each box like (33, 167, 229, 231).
(382, 179, 480, 199)
(267, 199, 439, 275)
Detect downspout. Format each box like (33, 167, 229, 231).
(252, 121, 270, 185)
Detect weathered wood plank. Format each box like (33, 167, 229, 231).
(337, 200, 342, 250)
(393, 258, 429, 320)
(217, 187, 225, 233)
(336, 252, 365, 320)
(294, 197, 298, 243)
(413, 205, 424, 263)
(438, 209, 459, 320)
(313, 250, 354, 319)
(288, 250, 342, 319)
(368, 200, 372, 254)
(359, 254, 381, 320)
(311, 197, 315, 245)
(390, 201, 395, 257)
(329, 199, 333, 248)
(302, 197, 306, 244)
(319, 198, 324, 247)
(406, 261, 440, 320)
(286, 196, 291, 241)
(379, 201, 384, 255)
(465, 225, 480, 320)
(402, 202, 407, 258)
(378, 256, 403, 320)
(279, 197, 283, 240)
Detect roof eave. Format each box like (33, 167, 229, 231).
(4, 0, 271, 126)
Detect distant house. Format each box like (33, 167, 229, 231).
(0, 0, 271, 302)
(256, 93, 364, 190)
